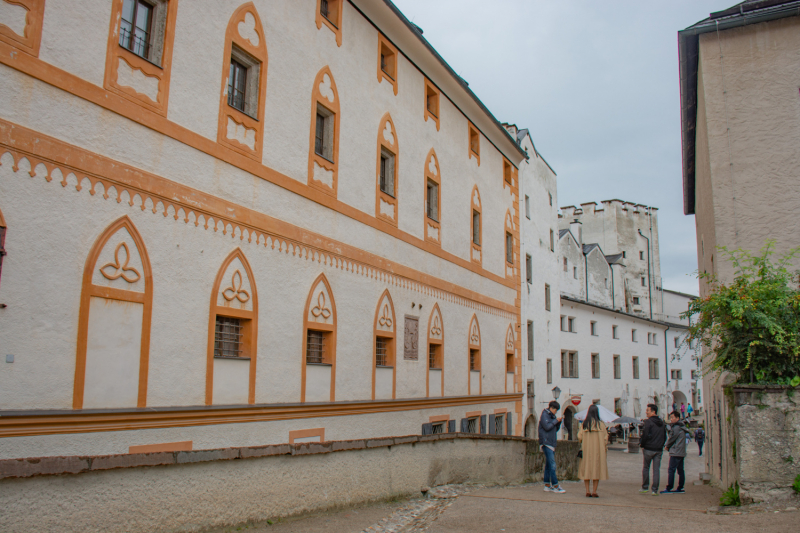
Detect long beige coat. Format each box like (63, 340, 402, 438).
(578, 422, 609, 480)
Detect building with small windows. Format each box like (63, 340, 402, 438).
(661, 289, 702, 414)
(0, 0, 527, 459)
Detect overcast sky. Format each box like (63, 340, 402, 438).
(391, 0, 735, 295)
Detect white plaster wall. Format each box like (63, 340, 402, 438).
(559, 232, 584, 299)
(212, 358, 250, 405)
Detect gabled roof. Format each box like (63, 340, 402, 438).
(678, 0, 800, 215)
(605, 253, 625, 265)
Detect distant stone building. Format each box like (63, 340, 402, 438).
(679, 0, 800, 487)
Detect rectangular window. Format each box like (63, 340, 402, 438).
(506, 232, 513, 264)
(563, 257, 568, 272)
(431, 421, 445, 434)
(506, 352, 514, 373)
(613, 354, 620, 379)
(472, 210, 481, 246)
(494, 414, 505, 434)
(467, 417, 478, 434)
(568, 317, 575, 333)
(549, 230, 554, 252)
(227, 45, 261, 118)
(674, 337, 679, 349)
(544, 284, 551, 311)
(633, 296, 640, 305)
(561, 350, 578, 378)
(426, 180, 439, 221)
(469, 349, 479, 371)
(380, 42, 396, 80)
(622, 251, 626, 259)
(469, 125, 480, 156)
(527, 321, 534, 361)
(614, 398, 621, 413)
(640, 251, 644, 260)
(560, 315, 566, 332)
(379, 149, 395, 197)
(525, 195, 530, 219)
(612, 325, 618, 339)
(214, 316, 243, 357)
(546, 359, 552, 384)
(591, 353, 600, 378)
(633, 356, 640, 379)
(314, 105, 335, 162)
(548, 192, 553, 206)
(573, 266, 577, 279)
(426, 84, 439, 118)
(631, 329, 637, 342)
(429, 343, 441, 369)
(648, 358, 659, 379)
(641, 277, 646, 287)
(503, 160, 512, 184)
(526, 254, 532, 283)
(671, 369, 682, 380)
(590, 321, 597, 336)
(691, 370, 698, 380)
(119, 0, 153, 60)
(228, 58, 247, 113)
(306, 330, 327, 364)
(375, 337, 390, 367)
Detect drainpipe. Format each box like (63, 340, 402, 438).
(584, 251, 589, 303)
(664, 325, 670, 396)
(610, 263, 616, 310)
(638, 229, 653, 319)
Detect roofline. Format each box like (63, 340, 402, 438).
(678, 1, 800, 215)
(353, 0, 527, 162)
(662, 288, 698, 299)
(560, 295, 670, 328)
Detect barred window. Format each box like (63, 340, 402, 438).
(494, 414, 504, 434)
(467, 417, 478, 434)
(119, 0, 153, 60)
(432, 422, 445, 434)
(306, 330, 327, 364)
(469, 348, 479, 371)
(429, 343, 441, 369)
(376, 337, 389, 367)
(214, 316, 243, 358)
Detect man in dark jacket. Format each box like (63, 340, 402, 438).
(695, 426, 705, 456)
(538, 401, 565, 493)
(639, 403, 667, 495)
(661, 411, 692, 493)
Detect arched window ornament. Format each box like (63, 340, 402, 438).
(372, 289, 396, 400)
(206, 248, 258, 406)
(217, 2, 268, 161)
(376, 113, 399, 226)
(302, 274, 337, 402)
(505, 324, 516, 393)
(74, 216, 153, 409)
(427, 303, 445, 398)
(468, 314, 481, 395)
(308, 66, 341, 197)
(0, 0, 45, 57)
(470, 186, 482, 265)
(424, 148, 441, 245)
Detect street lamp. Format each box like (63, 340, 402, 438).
(552, 386, 561, 401)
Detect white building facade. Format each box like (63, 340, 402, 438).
(0, 0, 527, 459)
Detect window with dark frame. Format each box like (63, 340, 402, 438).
(527, 321, 533, 361)
(228, 58, 248, 113)
(380, 42, 396, 80)
(548, 192, 553, 206)
(431, 421, 445, 434)
(469, 348, 479, 371)
(428, 343, 441, 370)
(633, 296, 640, 305)
(573, 266, 577, 279)
(545, 284, 551, 311)
(612, 325, 618, 339)
(506, 232, 513, 264)
(526, 254, 532, 283)
(613, 354, 620, 379)
(426, 84, 439, 117)
(0, 223, 6, 288)
(561, 350, 578, 378)
(379, 150, 395, 197)
(563, 257, 568, 272)
(640, 250, 644, 260)
(546, 358, 552, 384)
(315, 112, 325, 157)
(633, 356, 640, 379)
(631, 329, 637, 342)
(214, 316, 243, 358)
(648, 358, 659, 379)
(119, 0, 153, 60)
(506, 352, 514, 373)
(467, 417, 478, 433)
(591, 353, 600, 378)
(494, 414, 504, 434)
(426, 180, 439, 221)
(314, 105, 335, 162)
(568, 317, 575, 333)
(549, 229, 554, 252)
(525, 195, 530, 219)
(375, 336, 389, 367)
(472, 210, 481, 246)
(590, 321, 597, 336)
(306, 330, 327, 364)
(641, 277, 646, 287)
(469, 126, 479, 156)
(503, 160, 512, 184)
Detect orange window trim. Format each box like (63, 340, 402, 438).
(0, 394, 522, 438)
(505, 324, 515, 394)
(103, 0, 179, 117)
(376, 33, 398, 95)
(423, 78, 440, 131)
(216, 3, 268, 161)
(465, 410, 482, 418)
(428, 414, 450, 423)
(504, 209, 515, 270)
(468, 122, 480, 166)
(307, 66, 340, 198)
(426, 303, 445, 398)
(301, 274, 337, 403)
(0, 0, 44, 57)
(493, 408, 508, 415)
(372, 289, 397, 400)
(205, 248, 259, 406)
(470, 185, 482, 266)
(128, 440, 192, 454)
(467, 314, 482, 396)
(315, 0, 342, 46)
(0, 45, 517, 291)
(289, 427, 325, 444)
(375, 113, 399, 226)
(423, 148, 441, 246)
(73, 216, 153, 409)
(0, 120, 516, 319)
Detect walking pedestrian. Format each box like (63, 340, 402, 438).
(680, 403, 686, 419)
(687, 403, 694, 419)
(661, 411, 692, 494)
(578, 404, 608, 498)
(694, 426, 705, 457)
(672, 401, 677, 413)
(639, 403, 667, 496)
(538, 400, 566, 494)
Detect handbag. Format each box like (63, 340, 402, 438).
(577, 449, 583, 458)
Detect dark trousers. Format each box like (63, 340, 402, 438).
(666, 456, 685, 491)
(642, 450, 662, 491)
(543, 446, 558, 486)
(698, 441, 704, 456)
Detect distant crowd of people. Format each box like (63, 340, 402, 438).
(537, 400, 705, 498)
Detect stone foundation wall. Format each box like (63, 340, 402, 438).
(0, 434, 540, 533)
(733, 385, 800, 503)
(525, 439, 581, 482)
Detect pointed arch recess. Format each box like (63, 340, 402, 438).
(424, 148, 441, 246)
(372, 289, 396, 400)
(216, 2, 269, 161)
(426, 303, 445, 398)
(74, 216, 153, 409)
(467, 314, 481, 395)
(505, 208, 515, 277)
(505, 323, 516, 393)
(308, 66, 341, 198)
(205, 248, 259, 405)
(375, 112, 399, 226)
(302, 273, 337, 403)
(470, 185, 482, 266)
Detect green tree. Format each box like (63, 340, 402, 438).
(682, 242, 800, 385)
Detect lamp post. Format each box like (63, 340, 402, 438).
(552, 386, 561, 401)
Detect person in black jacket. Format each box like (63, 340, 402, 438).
(538, 401, 565, 494)
(694, 426, 705, 457)
(639, 403, 667, 495)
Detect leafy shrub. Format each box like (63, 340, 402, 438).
(683, 242, 800, 384)
(793, 474, 800, 494)
(720, 482, 740, 507)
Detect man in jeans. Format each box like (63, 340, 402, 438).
(639, 403, 667, 495)
(538, 400, 566, 494)
(661, 411, 692, 494)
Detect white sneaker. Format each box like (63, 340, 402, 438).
(552, 486, 566, 494)
(543, 485, 553, 492)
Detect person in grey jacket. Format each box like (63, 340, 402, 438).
(660, 411, 692, 494)
(538, 401, 565, 493)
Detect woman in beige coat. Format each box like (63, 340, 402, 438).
(578, 404, 609, 497)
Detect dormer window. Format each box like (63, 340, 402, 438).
(424, 79, 440, 130)
(377, 34, 398, 94)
